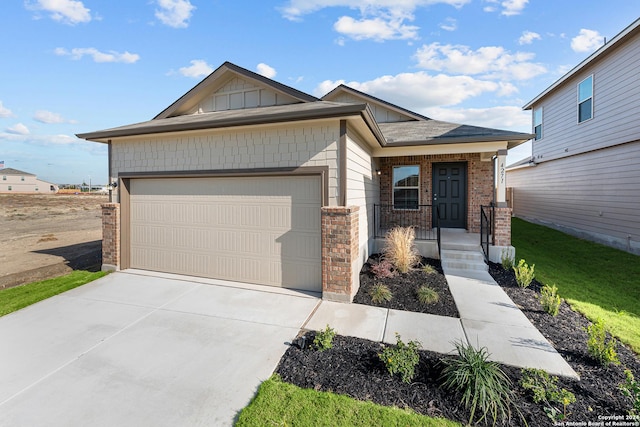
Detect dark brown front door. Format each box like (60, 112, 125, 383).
(433, 162, 467, 228)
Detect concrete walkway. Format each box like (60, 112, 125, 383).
(306, 230, 579, 379)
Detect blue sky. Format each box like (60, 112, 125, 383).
(1, 1, 638, 185)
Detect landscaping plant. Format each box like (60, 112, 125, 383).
(539, 284, 562, 317)
(620, 369, 640, 416)
(314, 325, 336, 352)
(586, 318, 619, 366)
(417, 285, 439, 305)
(378, 334, 421, 384)
(500, 249, 515, 271)
(421, 264, 436, 275)
(370, 259, 396, 278)
(440, 341, 516, 426)
(520, 368, 576, 422)
(384, 227, 420, 274)
(369, 283, 392, 304)
(514, 259, 535, 288)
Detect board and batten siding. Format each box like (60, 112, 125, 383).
(329, 93, 412, 123)
(532, 33, 640, 162)
(346, 128, 379, 288)
(111, 122, 340, 205)
(508, 140, 640, 255)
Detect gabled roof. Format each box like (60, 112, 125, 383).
(155, 61, 319, 119)
(1, 168, 35, 176)
(524, 17, 640, 110)
(322, 84, 430, 121)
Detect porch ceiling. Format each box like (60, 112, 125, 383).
(372, 140, 509, 158)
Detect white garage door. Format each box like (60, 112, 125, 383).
(129, 176, 321, 292)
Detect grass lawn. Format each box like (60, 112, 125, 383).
(512, 217, 640, 353)
(0, 270, 107, 317)
(236, 375, 461, 427)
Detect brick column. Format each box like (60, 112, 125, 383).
(321, 206, 359, 302)
(493, 207, 512, 247)
(101, 203, 120, 271)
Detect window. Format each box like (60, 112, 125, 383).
(2, 176, 5, 181)
(393, 166, 419, 209)
(7, 186, 11, 191)
(533, 107, 543, 140)
(21, 176, 25, 181)
(578, 75, 593, 123)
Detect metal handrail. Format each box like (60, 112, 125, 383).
(480, 205, 494, 261)
(436, 205, 441, 258)
(373, 204, 437, 241)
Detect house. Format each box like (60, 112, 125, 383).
(508, 17, 640, 255)
(77, 62, 531, 301)
(0, 168, 58, 194)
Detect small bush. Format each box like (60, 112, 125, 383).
(520, 368, 576, 422)
(539, 284, 562, 316)
(440, 341, 515, 426)
(378, 333, 421, 384)
(501, 249, 515, 271)
(620, 369, 640, 416)
(417, 286, 439, 305)
(384, 227, 420, 274)
(370, 259, 396, 278)
(313, 325, 336, 352)
(369, 283, 392, 304)
(586, 318, 620, 366)
(421, 264, 436, 275)
(514, 259, 535, 288)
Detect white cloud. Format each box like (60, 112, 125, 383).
(155, 0, 195, 28)
(334, 15, 419, 41)
(424, 105, 530, 132)
(55, 47, 140, 63)
(179, 59, 213, 78)
(439, 17, 457, 32)
(256, 63, 277, 79)
(0, 101, 13, 118)
(6, 123, 30, 135)
(483, 0, 528, 16)
(414, 42, 547, 80)
(25, 0, 91, 25)
(0, 132, 80, 145)
(519, 30, 541, 45)
(34, 110, 67, 124)
(571, 29, 603, 53)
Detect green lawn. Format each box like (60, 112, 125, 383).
(236, 375, 461, 427)
(0, 270, 108, 317)
(512, 218, 640, 353)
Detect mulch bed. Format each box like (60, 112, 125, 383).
(353, 255, 459, 318)
(275, 261, 640, 426)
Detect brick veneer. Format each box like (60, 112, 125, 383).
(493, 207, 512, 246)
(101, 203, 120, 271)
(321, 206, 359, 302)
(379, 153, 493, 233)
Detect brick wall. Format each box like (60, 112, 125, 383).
(379, 153, 493, 233)
(101, 203, 120, 271)
(321, 206, 359, 302)
(493, 207, 512, 246)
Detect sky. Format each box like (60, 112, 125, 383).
(1, 1, 638, 185)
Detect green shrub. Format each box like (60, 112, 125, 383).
(384, 227, 420, 274)
(370, 259, 396, 278)
(440, 342, 515, 426)
(540, 284, 562, 316)
(586, 318, 620, 366)
(379, 334, 421, 384)
(416, 286, 439, 305)
(501, 249, 515, 271)
(514, 259, 535, 288)
(369, 283, 392, 304)
(421, 264, 436, 275)
(620, 369, 640, 416)
(520, 368, 576, 422)
(313, 325, 336, 352)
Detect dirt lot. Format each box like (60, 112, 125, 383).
(0, 193, 108, 288)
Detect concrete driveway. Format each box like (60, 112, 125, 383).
(0, 270, 320, 426)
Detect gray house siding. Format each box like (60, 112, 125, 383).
(508, 140, 640, 255)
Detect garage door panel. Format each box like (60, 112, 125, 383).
(129, 176, 321, 291)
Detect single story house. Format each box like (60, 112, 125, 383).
(508, 17, 640, 255)
(0, 168, 58, 194)
(77, 62, 531, 301)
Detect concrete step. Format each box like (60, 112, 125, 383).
(441, 259, 488, 271)
(440, 241, 482, 252)
(440, 249, 485, 262)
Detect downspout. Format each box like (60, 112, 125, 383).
(339, 120, 347, 206)
(107, 140, 113, 202)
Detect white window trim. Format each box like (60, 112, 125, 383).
(533, 107, 543, 140)
(577, 75, 594, 124)
(392, 165, 420, 210)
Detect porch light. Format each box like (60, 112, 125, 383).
(376, 169, 381, 176)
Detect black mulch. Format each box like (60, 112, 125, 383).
(275, 261, 640, 426)
(353, 255, 459, 318)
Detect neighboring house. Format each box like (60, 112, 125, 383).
(77, 62, 530, 301)
(0, 168, 58, 194)
(508, 18, 640, 255)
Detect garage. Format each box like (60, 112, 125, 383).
(127, 175, 322, 292)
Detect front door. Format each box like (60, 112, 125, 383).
(432, 162, 467, 228)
